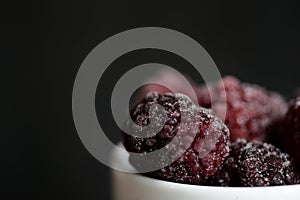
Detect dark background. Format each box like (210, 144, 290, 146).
(2, 0, 300, 200)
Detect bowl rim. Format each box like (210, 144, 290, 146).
(128, 170, 300, 190)
(111, 142, 300, 190)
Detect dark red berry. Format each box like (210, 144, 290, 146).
(238, 140, 299, 186)
(206, 139, 299, 186)
(280, 96, 300, 169)
(198, 76, 287, 142)
(123, 92, 230, 185)
(133, 69, 200, 106)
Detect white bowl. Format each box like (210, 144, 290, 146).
(111, 144, 300, 200)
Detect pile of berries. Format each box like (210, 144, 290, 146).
(122, 74, 300, 187)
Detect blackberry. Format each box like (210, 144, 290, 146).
(133, 69, 200, 107)
(123, 92, 230, 184)
(280, 96, 300, 169)
(238, 140, 298, 186)
(198, 76, 287, 142)
(206, 139, 299, 186)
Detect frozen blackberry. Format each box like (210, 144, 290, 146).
(280, 96, 300, 169)
(123, 92, 230, 185)
(133, 69, 200, 107)
(239, 141, 299, 186)
(207, 139, 299, 186)
(198, 76, 287, 142)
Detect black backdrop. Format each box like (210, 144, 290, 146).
(2, 0, 300, 199)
